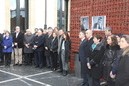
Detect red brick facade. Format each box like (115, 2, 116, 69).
(70, 0, 129, 72)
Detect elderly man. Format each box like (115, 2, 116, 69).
(13, 26, 24, 66)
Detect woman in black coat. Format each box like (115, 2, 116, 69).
(50, 32, 58, 70)
(60, 32, 71, 76)
(87, 35, 105, 86)
(115, 35, 129, 86)
(102, 35, 120, 86)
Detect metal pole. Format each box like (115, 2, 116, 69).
(44, 0, 47, 29)
(16, 0, 20, 26)
(25, 0, 29, 30)
(64, 0, 68, 31)
(59, 0, 62, 29)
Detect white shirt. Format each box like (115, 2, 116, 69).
(61, 40, 65, 50)
(16, 32, 19, 38)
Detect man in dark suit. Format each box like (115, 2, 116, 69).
(102, 27, 112, 49)
(33, 29, 45, 68)
(13, 26, 24, 66)
(44, 27, 53, 68)
(78, 31, 89, 86)
(85, 30, 94, 86)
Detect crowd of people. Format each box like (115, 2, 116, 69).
(0, 26, 71, 76)
(0, 26, 129, 86)
(78, 27, 129, 86)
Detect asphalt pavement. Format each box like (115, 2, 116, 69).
(0, 65, 82, 86)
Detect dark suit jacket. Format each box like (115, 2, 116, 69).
(50, 37, 58, 52)
(44, 34, 53, 50)
(60, 39, 71, 62)
(116, 54, 129, 86)
(78, 37, 94, 62)
(86, 37, 94, 58)
(13, 32, 24, 48)
(32, 35, 45, 51)
(78, 39, 87, 62)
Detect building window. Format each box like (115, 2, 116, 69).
(57, 0, 65, 29)
(57, 0, 69, 31)
(10, 0, 28, 32)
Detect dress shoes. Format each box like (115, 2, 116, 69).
(19, 64, 22, 66)
(62, 70, 68, 76)
(56, 69, 62, 72)
(13, 64, 18, 66)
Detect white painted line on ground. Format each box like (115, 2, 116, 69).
(0, 70, 22, 77)
(25, 71, 53, 78)
(0, 69, 52, 86)
(24, 77, 52, 86)
(0, 78, 21, 84)
(41, 76, 61, 79)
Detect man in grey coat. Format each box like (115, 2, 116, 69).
(24, 29, 34, 65)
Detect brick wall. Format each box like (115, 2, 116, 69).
(70, 0, 129, 72)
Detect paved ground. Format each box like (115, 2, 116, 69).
(0, 65, 82, 86)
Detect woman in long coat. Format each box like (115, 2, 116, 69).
(87, 35, 105, 86)
(60, 32, 71, 76)
(115, 35, 129, 86)
(50, 32, 58, 70)
(2, 31, 13, 66)
(102, 35, 120, 86)
(24, 29, 34, 65)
